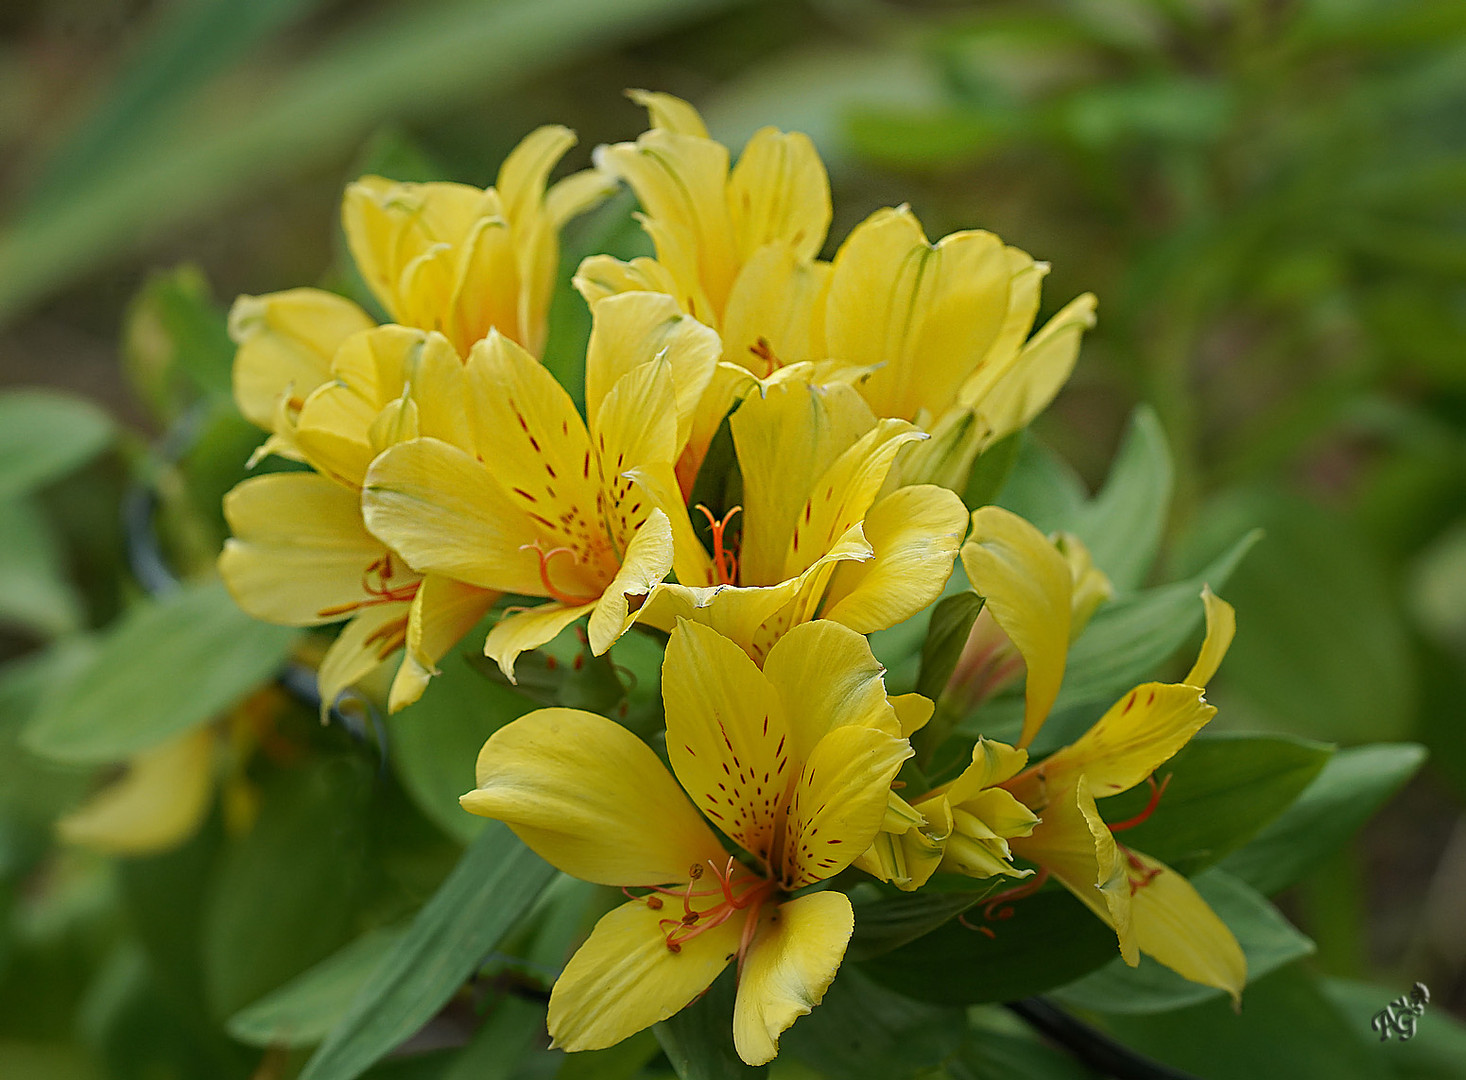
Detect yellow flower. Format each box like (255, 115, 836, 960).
(360, 293, 719, 680)
(584, 92, 1097, 490)
(638, 378, 969, 664)
(962, 507, 1245, 1001)
(460, 619, 912, 1065)
(221, 325, 497, 713)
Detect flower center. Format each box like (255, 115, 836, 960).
(520, 542, 601, 607)
(626, 856, 780, 974)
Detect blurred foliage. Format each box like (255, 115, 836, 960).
(1, 0, 1465, 1077)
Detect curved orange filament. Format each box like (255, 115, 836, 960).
(1108, 773, 1171, 833)
(694, 504, 742, 586)
(980, 866, 1050, 923)
(1122, 846, 1163, 895)
(315, 554, 420, 618)
(520, 543, 599, 607)
(628, 858, 779, 964)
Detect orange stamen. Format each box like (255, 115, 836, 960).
(648, 858, 779, 964)
(694, 504, 742, 585)
(315, 555, 420, 619)
(980, 866, 1050, 923)
(520, 543, 599, 607)
(1108, 774, 1171, 833)
(1123, 846, 1163, 895)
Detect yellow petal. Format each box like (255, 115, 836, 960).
(733, 891, 853, 1066)
(1039, 682, 1216, 799)
(762, 620, 900, 766)
(732, 380, 876, 586)
(586, 510, 676, 655)
(387, 575, 497, 713)
(545, 168, 620, 231)
(317, 602, 411, 713)
(821, 484, 967, 633)
(229, 289, 373, 431)
(496, 125, 576, 233)
(483, 601, 595, 683)
(442, 214, 524, 355)
(726, 127, 831, 263)
(1055, 531, 1114, 640)
(362, 437, 546, 595)
(960, 506, 1072, 749)
(221, 472, 404, 626)
(56, 727, 216, 855)
(1183, 586, 1236, 688)
(623, 465, 714, 588)
(573, 254, 684, 310)
(944, 738, 1030, 804)
(462, 707, 724, 885)
(628, 88, 711, 137)
(549, 897, 738, 1052)
(1009, 777, 1135, 964)
(585, 292, 720, 452)
(782, 724, 912, 887)
(720, 244, 831, 374)
(677, 359, 759, 498)
(971, 293, 1097, 442)
(890, 693, 935, 738)
(825, 207, 1011, 422)
(1127, 850, 1246, 1004)
(663, 619, 788, 865)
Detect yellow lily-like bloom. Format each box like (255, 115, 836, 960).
(460, 619, 912, 1065)
(360, 293, 719, 679)
(638, 378, 969, 664)
(962, 506, 1246, 1002)
(221, 325, 497, 712)
(585, 91, 1098, 490)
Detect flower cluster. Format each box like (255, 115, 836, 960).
(219, 93, 1241, 1065)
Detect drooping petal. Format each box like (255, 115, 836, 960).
(732, 380, 876, 586)
(56, 726, 217, 855)
(825, 207, 1011, 423)
(733, 891, 853, 1066)
(960, 506, 1072, 749)
(221, 472, 404, 626)
(1126, 849, 1246, 1004)
(584, 292, 720, 450)
(387, 575, 497, 713)
(943, 738, 1030, 804)
(726, 127, 831, 263)
(662, 619, 789, 865)
(549, 897, 739, 1053)
(821, 485, 967, 633)
(970, 293, 1097, 443)
(545, 168, 620, 231)
(890, 693, 935, 738)
(483, 601, 596, 682)
(782, 725, 912, 887)
(362, 437, 547, 596)
(317, 602, 412, 714)
(229, 289, 373, 432)
(1009, 777, 1135, 965)
(462, 707, 724, 886)
(1182, 587, 1235, 688)
(1037, 682, 1216, 800)
(585, 510, 676, 655)
(627, 88, 710, 137)
(623, 465, 714, 588)
(761, 620, 900, 766)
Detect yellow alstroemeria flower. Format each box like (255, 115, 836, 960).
(230, 124, 611, 451)
(638, 378, 969, 664)
(360, 292, 719, 680)
(221, 325, 497, 713)
(460, 619, 912, 1065)
(583, 91, 1097, 491)
(962, 506, 1245, 1001)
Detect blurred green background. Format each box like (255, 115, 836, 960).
(2, 0, 1464, 1075)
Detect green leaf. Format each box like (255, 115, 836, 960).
(654, 968, 766, 1080)
(962, 430, 1022, 510)
(203, 755, 375, 1019)
(0, 389, 114, 502)
(227, 925, 406, 1048)
(846, 888, 993, 962)
(860, 888, 1118, 1006)
(441, 995, 544, 1080)
(950, 1008, 1097, 1080)
(23, 580, 298, 764)
(916, 592, 985, 702)
(122, 265, 235, 422)
(555, 1029, 661, 1080)
(779, 967, 963, 1080)
(0, 497, 85, 638)
(391, 650, 532, 844)
(1098, 964, 1393, 1080)
(1069, 405, 1173, 593)
(961, 528, 1261, 747)
(1218, 743, 1428, 896)
(1320, 977, 1466, 1080)
(0, 648, 95, 827)
(994, 433, 1087, 535)
(299, 823, 557, 1080)
(1095, 732, 1332, 876)
(1052, 868, 1314, 1015)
